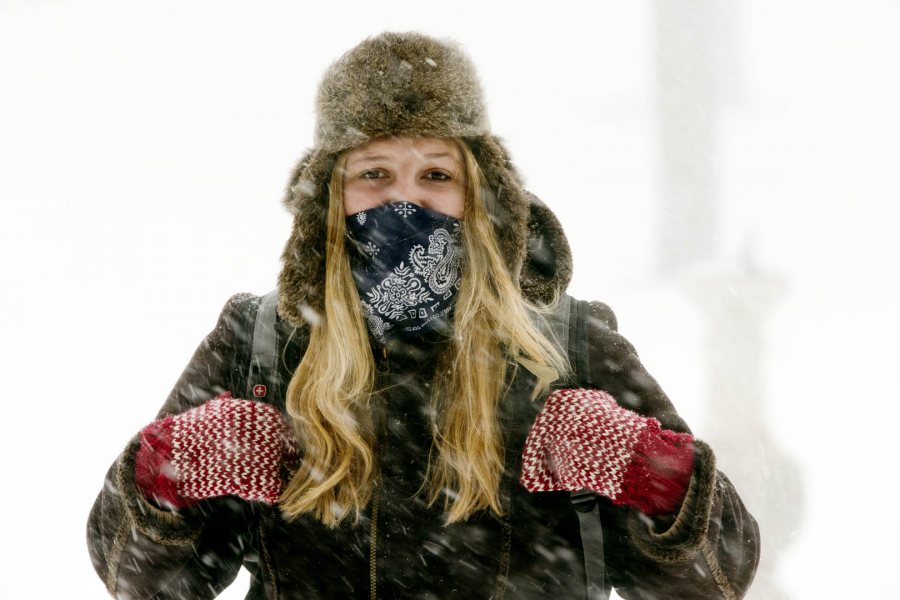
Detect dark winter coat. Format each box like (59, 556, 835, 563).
(87, 294, 760, 599)
(88, 31, 759, 598)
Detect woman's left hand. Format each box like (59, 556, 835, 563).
(519, 388, 695, 515)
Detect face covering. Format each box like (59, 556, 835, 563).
(345, 201, 462, 344)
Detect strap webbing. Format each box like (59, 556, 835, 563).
(572, 299, 593, 389)
(548, 294, 572, 361)
(248, 290, 279, 399)
(537, 296, 610, 599)
(566, 299, 609, 600)
(572, 490, 610, 600)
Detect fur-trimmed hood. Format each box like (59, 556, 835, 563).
(276, 32, 572, 329)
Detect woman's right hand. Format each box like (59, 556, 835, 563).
(134, 393, 298, 509)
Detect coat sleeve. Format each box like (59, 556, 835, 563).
(86, 293, 260, 599)
(584, 301, 760, 600)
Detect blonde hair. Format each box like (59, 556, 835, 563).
(279, 139, 568, 526)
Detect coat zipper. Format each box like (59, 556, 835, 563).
(366, 344, 512, 599)
(369, 477, 381, 600)
(370, 346, 386, 600)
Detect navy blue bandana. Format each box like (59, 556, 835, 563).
(345, 201, 462, 344)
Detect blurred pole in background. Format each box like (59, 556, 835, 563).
(654, 0, 718, 273)
(652, 2, 800, 597)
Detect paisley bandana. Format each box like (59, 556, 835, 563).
(346, 201, 462, 343)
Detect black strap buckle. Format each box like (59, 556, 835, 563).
(571, 489, 598, 513)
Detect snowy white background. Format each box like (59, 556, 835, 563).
(1, 0, 898, 597)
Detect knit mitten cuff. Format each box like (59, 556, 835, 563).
(134, 415, 192, 509)
(617, 419, 694, 515)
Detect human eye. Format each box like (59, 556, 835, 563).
(424, 170, 452, 181)
(361, 169, 385, 180)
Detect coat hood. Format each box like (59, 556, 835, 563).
(276, 32, 572, 328)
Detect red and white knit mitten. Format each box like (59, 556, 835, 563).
(520, 388, 694, 515)
(135, 393, 298, 509)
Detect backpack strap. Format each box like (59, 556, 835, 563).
(543, 294, 572, 364)
(247, 289, 280, 401)
(540, 296, 610, 600)
(567, 298, 610, 600)
(572, 489, 610, 600)
(540, 294, 592, 388)
(568, 297, 594, 389)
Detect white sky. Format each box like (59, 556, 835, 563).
(1, 1, 898, 597)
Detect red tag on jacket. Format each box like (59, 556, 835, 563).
(253, 384, 267, 398)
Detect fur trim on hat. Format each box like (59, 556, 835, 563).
(277, 32, 572, 329)
(314, 32, 490, 154)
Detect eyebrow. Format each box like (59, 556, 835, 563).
(347, 151, 459, 166)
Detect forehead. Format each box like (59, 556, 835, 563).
(345, 136, 461, 162)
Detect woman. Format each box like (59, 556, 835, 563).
(87, 32, 759, 599)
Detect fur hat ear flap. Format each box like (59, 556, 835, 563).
(466, 135, 530, 285)
(281, 149, 333, 216)
(277, 149, 332, 325)
(521, 194, 573, 305)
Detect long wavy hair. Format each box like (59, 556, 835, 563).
(279, 138, 568, 526)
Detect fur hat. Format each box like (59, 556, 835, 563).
(277, 31, 572, 328)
